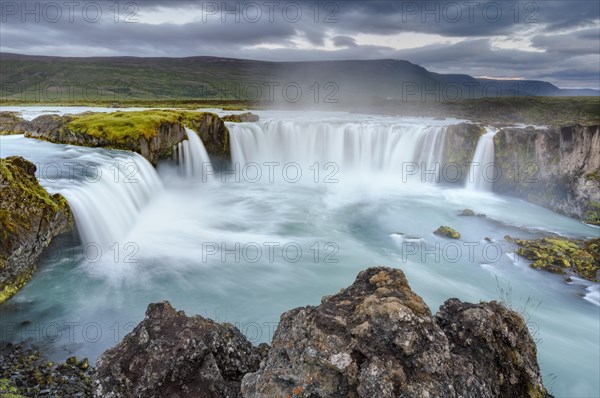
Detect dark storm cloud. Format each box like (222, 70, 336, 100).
(332, 35, 357, 48)
(531, 28, 600, 55)
(0, 0, 598, 87)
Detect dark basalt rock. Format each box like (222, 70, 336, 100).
(93, 301, 266, 398)
(241, 267, 552, 398)
(0, 156, 73, 303)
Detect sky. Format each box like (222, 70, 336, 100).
(1, 0, 599, 88)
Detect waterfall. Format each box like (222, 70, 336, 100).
(466, 127, 498, 191)
(59, 152, 163, 248)
(228, 120, 447, 182)
(173, 128, 213, 180)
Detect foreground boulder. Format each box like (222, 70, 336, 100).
(0, 156, 72, 303)
(241, 267, 551, 398)
(93, 267, 551, 397)
(93, 301, 265, 398)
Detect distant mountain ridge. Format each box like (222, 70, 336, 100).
(0, 53, 597, 104)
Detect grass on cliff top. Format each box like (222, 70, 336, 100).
(0, 99, 258, 110)
(440, 96, 600, 126)
(67, 109, 218, 141)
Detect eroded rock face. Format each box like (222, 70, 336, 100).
(0, 156, 73, 303)
(93, 301, 265, 398)
(493, 124, 600, 221)
(443, 123, 485, 182)
(222, 113, 260, 123)
(185, 112, 230, 156)
(0, 112, 33, 135)
(241, 267, 551, 398)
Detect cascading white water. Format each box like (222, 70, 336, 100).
(228, 120, 447, 182)
(3, 110, 600, 398)
(173, 128, 213, 180)
(60, 152, 163, 247)
(0, 135, 164, 248)
(466, 127, 498, 191)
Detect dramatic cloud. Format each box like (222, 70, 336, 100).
(0, 0, 598, 88)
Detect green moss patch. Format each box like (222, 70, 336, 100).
(434, 226, 461, 239)
(515, 237, 600, 281)
(66, 109, 218, 142)
(0, 378, 26, 398)
(584, 201, 600, 226)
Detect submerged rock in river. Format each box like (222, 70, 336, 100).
(93, 267, 552, 398)
(434, 225, 461, 239)
(513, 237, 600, 281)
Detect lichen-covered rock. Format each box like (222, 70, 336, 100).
(93, 301, 265, 398)
(222, 113, 260, 123)
(436, 299, 550, 398)
(514, 237, 600, 281)
(0, 156, 73, 303)
(434, 225, 461, 239)
(241, 267, 551, 398)
(493, 124, 600, 221)
(24, 110, 230, 165)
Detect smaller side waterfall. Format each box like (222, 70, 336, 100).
(172, 128, 213, 180)
(61, 152, 164, 247)
(466, 127, 498, 191)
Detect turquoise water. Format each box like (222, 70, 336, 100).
(0, 109, 598, 397)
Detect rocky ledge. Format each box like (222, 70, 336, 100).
(494, 124, 600, 223)
(0, 156, 73, 303)
(93, 267, 552, 398)
(0, 112, 32, 135)
(222, 112, 260, 123)
(443, 123, 485, 179)
(0, 110, 230, 165)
